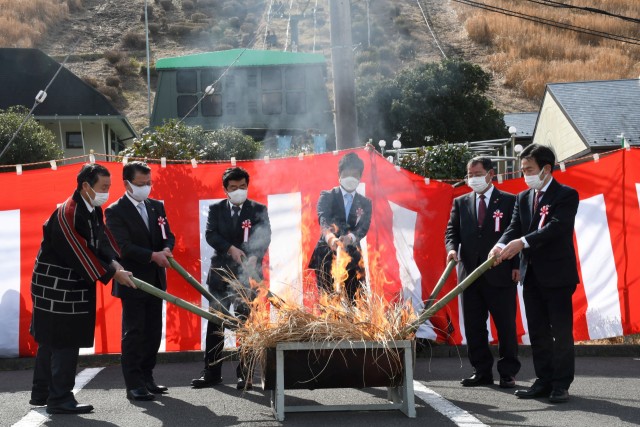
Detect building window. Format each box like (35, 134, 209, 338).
(286, 92, 306, 114)
(202, 94, 223, 116)
(261, 68, 282, 91)
(285, 67, 305, 90)
(262, 93, 282, 115)
(177, 70, 197, 93)
(225, 74, 235, 89)
(177, 95, 198, 117)
(66, 132, 83, 149)
(248, 70, 257, 88)
(201, 70, 222, 94)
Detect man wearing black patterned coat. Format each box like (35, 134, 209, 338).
(29, 164, 134, 414)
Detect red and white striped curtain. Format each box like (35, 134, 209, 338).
(1, 148, 639, 357)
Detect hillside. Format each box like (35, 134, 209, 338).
(23, 0, 638, 134)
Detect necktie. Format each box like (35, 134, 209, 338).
(137, 202, 149, 229)
(344, 193, 353, 220)
(477, 194, 486, 227)
(231, 205, 241, 229)
(533, 190, 545, 214)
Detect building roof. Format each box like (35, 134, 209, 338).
(155, 49, 327, 70)
(0, 48, 136, 140)
(545, 79, 640, 148)
(504, 112, 538, 138)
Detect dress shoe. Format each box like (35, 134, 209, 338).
(514, 383, 552, 399)
(29, 397, 47, 406)
(237, 378, 253, 391)
(460, 374, 493, 387)
(549, 388, 569, 403)
(145, 381, 168, 394)
(126, 387, 155, 401)
(191, 370, 223, 389)
(499, 376, 516, 388)
(46, 401, 94, 414)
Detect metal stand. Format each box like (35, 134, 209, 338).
(270, 340, 416, 421)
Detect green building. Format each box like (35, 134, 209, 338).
(151, 49, 334, 142)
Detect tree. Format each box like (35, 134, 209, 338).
(0, 106, 63, 167)
(357, 60, 507, 148)
(399, 143, 473, 180)
(120, 120, 262, 161)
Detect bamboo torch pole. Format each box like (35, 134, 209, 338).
(403, 256, 497, 336)
(167, 257, 234, 318)
(424, 258, 457, 310)
(131, 277, 238, 329)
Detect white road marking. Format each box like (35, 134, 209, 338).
(12, 367, 104, 427)
(413, 380, 488, 426)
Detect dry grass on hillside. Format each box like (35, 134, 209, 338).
(457, 0, 640, 101)
(0, 0, 83, 47)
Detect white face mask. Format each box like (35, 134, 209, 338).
(524, 169, 546, 190)
(467, 173, 490, 194)
(339, 176, 360, 192)
(228, 188, 248, 205)
(127, 180, 151, 202)
(88, 190, 109, 207)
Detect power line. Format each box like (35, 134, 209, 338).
(521, 0, 640, 24)
(415, 0, 448, 59)
(453, 0, 640, 46)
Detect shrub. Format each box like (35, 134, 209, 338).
(0, 106, 63, 167)
(378, 46, 394, 62)
(239, 23, 253, 34)
(465, 16, 493, 46)
(105, 76, 121, 88)
(168, 24, 193, 36)
(399, 144, 474, 179)
(199, 127, 262, 160)
(393, 16, 411, 37)
(148, 22, 161, 35)
(222, 1, 245, 19)
(115, 59, 138, 75)
(67, 0, 84, 12)
(214, 43, 235, 51)
(139, 62, 158, 78)
(104, 49, 124, 64)
(140, 4, 154, 22)
(159, 0, 173, 11)
(97, 85, 119, 102)
(182, 0, 195, 11)
(191, 12, 208, 23)
(82, 76, 99, 88)
(398, 42, 416, 61)
(228, 17, 241, 29)
(122, 31, 146, 50)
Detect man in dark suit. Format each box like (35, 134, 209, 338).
(105, 161, 175, 401)
(490, 144, 580, 403)
(446, 157, 521, 389)
(309, 152, 372, 300)
(191, 167, 271, 391)
(30, 164, 135, 414)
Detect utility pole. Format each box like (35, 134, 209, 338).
(329, 0, 358, 149)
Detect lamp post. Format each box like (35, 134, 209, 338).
(378, 139, 386, 156)
(144, 0, 152, 121)
(508, 126, 517, 176)
(392, 134, 402, 163)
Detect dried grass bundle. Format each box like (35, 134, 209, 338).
(207, 276, 417, 385)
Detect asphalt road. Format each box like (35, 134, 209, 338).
(2, 354, 639, 426)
